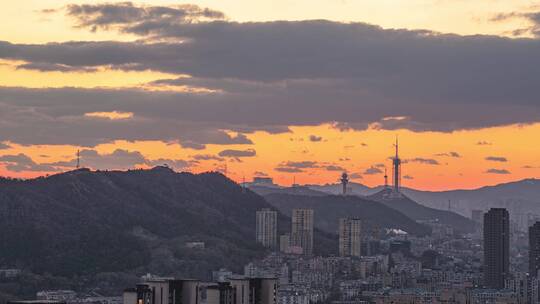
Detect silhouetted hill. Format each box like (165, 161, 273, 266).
(306, 182, 373, 196)
(0, 167, 336, 291)
(263, 193, 431, 237)
(307, 179, 540, 218)
(368, 188, 476, 234)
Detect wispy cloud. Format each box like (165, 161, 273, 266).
(408, 158, 440, 165)
(218, 149, 256, 158)
(309, 135, 323, 142)
(349, 172, 362, 179)
(485, 168, 511, 174)
(363, 166, 383, 175)
(485, 156, 508, 162)
(435, 151, 461, 158)
(324, 165, 345, 171)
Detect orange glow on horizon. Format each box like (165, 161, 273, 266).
(1, 123, 539, 191)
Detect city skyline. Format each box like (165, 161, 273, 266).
(1, 1, 540, 191)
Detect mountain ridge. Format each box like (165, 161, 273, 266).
(0, 167, 336, 285)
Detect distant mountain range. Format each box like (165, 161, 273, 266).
(368, 188, 476, 234)
(400, 179, 540, 217)
(299, 178, 540, 217)
(0, 167, 336, 297)
(263, 193, 431, 237)
(249, 183, 476, 234)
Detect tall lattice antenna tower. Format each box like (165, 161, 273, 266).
(392, 137, 401, 193)
(340, 172, 349, 195)
(76, 150, 80, 169)
(384, 167, 388, 188)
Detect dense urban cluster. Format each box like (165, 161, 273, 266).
(244, 199, 540, 304)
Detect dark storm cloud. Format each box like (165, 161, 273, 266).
(485, 168, 511, 174)
(47, 148, 189, 171)
(65, 2, 224, 33)
(0, 87, 259, 146)
(16, 62, 97, 72)
(485, 156, 508, 162)
(0, 148, 190, 174)
(0, 40, 177, 70)
(491, 11, 540, 37)
(0, 154, 59, 172)
(0, 5, 539, 147)
(4, 20, 540, 101)
(218, 149, 256, 158)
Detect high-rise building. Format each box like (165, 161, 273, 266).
(530, 222, 540, 277)
(339, 218, 362, 257)
(484, 208, 510, 289)
(291, 209, 314, 255)
(256, 209, 277, 249)
(279, 234, 290, 254)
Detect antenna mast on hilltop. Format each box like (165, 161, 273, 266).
(392, 136, 401, 193)
(340, 172, 349, 195)
(384, 167, 388, 188)
(76, 150, 80, 169)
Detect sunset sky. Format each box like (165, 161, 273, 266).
(1, 0, 540, 190)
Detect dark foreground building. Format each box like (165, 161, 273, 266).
(483, 208, 510, 289)
(123, 277, 277, 304)
(530, 222, 540, 277)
